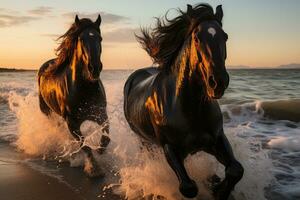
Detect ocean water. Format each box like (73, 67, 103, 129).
(0, 69, 299, 200)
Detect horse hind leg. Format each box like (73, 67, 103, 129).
(39, 93, 51, 116)
(67, 117, 104, 177)
(210, 132, 244, 200)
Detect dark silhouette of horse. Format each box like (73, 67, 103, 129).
(38, 15, 110, 177)
(124, 4, 243, 199)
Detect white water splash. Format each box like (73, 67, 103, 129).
(7, 91, 107, 161)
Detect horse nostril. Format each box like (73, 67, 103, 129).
(208, 76, 217, 89)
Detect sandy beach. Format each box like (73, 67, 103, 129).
(0, 141, 121, 200)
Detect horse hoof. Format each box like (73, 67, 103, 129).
(96, 147, 106, 154)
(210, 174, 221, 183)
(208, 174, 221, 190)
(179, 180, 198, 198)
(212, 182, 231, 200)
(100, 135, 110, 147)
(84, 158, 104, 178)
(84, 164, 104, 177)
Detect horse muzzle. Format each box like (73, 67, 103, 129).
(207, 73, 229, 99)
(211, 89, 225, 99)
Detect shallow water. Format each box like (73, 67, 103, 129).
(0, 69, 299, 200)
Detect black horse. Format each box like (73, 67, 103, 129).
(38, 15, 110, 177)
(124, 4, 243, 199)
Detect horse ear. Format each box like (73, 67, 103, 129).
(187, 4, 193, 13)
(75, 15, 80, 25)
(215, 5, 223, 24)
(95, 14, 102, 27)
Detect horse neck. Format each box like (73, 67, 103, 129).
(171, 38, 206, 103)
(69, 54, 84, 82)
(69, 43, 92, 83)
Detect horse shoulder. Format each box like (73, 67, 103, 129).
(144, 75, 175, 125)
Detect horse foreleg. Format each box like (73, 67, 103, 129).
(67, 117, 103, 177)
(163, 144, 198, 198)
(95, 112, 110, 154)
(211, 130, 244, 200)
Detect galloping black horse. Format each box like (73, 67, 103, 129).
(124, 4, 244, 199)
(38, 15, 110, 177)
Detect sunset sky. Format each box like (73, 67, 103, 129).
(0, 0, 299, 69)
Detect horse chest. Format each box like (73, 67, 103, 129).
(184, 129, 217, 153)
(164, 122, 217, 149)
(64, 82, 105, 115)
(161, 103, 222, 151)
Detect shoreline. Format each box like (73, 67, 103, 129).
(0, 68, 36, 72)
(1, 67, 300, 72)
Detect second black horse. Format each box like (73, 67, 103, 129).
(38, 15, 110, 177)
(124, 4, 244, 199)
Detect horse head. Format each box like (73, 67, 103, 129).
(136, 4, 229, 99)
(191, 5, 229, 99)
(74, 15, 102, 81)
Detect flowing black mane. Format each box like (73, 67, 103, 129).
(48, 18, 100, 74)
(136, 4, 218, 70)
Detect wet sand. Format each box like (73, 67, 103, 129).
(0, 142, 121, 200)
(0, 162, 83, 200)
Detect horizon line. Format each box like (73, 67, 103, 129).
(1, 63, 300, 71)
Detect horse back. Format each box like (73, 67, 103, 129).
(38, 59, 56, 79)
(124, 67, 158, 96)
(124, 67, 160, 141)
